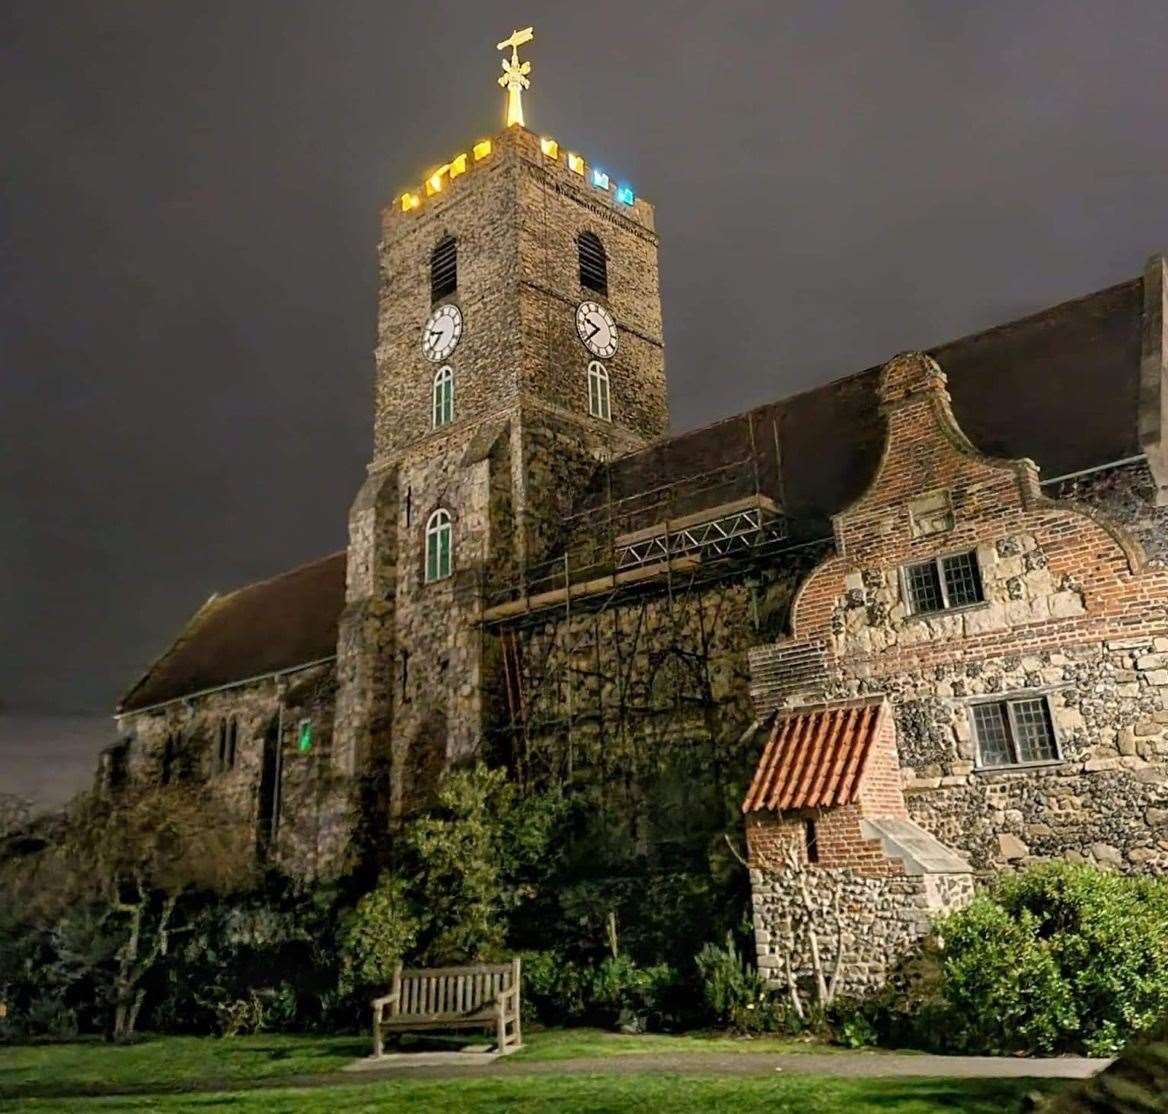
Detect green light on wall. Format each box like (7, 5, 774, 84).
(297, 720, 313, 753)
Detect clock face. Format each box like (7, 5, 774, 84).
(422, 304, 463, 362)
(576, 301, 618, 359)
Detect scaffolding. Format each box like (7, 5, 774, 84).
(481, 436, 832, 792)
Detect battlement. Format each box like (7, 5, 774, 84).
(385, 124, 654, 235)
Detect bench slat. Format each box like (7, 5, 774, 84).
(400, 964, 512, 978)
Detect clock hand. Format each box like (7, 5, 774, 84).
(429, 329, 443, 340)
(586, 319, 601, 340)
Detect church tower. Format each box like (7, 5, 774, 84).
(333, 32, 667, 824)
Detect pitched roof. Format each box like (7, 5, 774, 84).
(741, 698, 888, 813)
(574, 276, 1145, 542)
(118, 552, 347, 713)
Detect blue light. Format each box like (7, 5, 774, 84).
(616, 184, 635, 206)
(592, 168, 609, 190)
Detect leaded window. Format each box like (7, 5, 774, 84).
(425, 508, 452, 583)
(432, 366, 454, 428)
(903, 549, 984, 614)
(971, 696, 1059, 768)
(430, 235, 457, 303)
(578, 231, 607, 295)
(588, 360, 610, 421)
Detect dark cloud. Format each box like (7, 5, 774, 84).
(2, 1, 1167, 802)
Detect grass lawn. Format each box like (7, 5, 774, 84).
(0, 1030, 1067, 1112)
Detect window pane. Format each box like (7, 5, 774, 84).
(942, 550, 984, 607)
(438, 527, 451, 578)
(972, 702, 1013, 767)
(905, 560, 943, 613)
(1012, 699, 1058, 763)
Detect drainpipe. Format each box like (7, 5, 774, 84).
(272, 678, 286, 847)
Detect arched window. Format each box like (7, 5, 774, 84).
(431, 235, 457, 303)
(432, 366, 454, 428)
(425, 508, 453, 583)
(588, 360, 611, 421)
(578, 231, 607, 295)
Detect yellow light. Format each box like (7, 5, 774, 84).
(540, 136, 559, 159)
(449, 153, 468, 179)
(400, 192, 420, 212)
(567, 152, 585, 175)
(425, 168, 445, 196)
(473, 139, 492, 161)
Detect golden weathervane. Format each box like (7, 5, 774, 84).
(497, 26, 533, 128)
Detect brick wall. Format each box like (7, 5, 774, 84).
(749, 351, 1168, 871)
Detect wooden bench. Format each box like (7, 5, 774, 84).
(371, 958, 522, 1057)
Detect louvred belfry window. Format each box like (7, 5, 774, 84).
(431, 235, 457, 303)
(578, 231, 607, 295)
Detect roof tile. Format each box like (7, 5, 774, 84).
(742, 698, 888, 813)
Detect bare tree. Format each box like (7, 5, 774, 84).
(26, 784, 253, 1041)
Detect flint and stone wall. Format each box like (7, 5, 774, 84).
(748, 862, 973, 999)
(749, 353, 1168, 874)
(111, 661, 349, 878)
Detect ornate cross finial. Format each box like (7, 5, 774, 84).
(497, 26, 533, 128)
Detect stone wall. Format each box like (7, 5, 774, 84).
(112, 660, 349, 878)
(333, 123, 671, 838)
(491, 544, 822, 854)
(749, 352, 1168, 874)
(1047, 458, 1168, 566)
(748, 861, 973, 999)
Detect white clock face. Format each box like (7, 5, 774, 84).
(576, 301, 618, 359)
(422, 304, 463, 362)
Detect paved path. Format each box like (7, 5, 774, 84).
(5, 1049, 1109, 1103)
(347, 1049, 1109, 1082)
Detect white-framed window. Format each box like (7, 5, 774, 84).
(970, 695, 1060, 769)
(902, 549, 983, 614)
(425, 508, 453, 583)
(432, 366, 454, 428)
(588, 360, 610, 421)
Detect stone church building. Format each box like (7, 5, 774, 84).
(102, 82, 1168, 990)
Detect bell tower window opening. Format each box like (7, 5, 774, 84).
(430, 235, 457, 304)
(578, 231, 607, 295)
(588, 360, 611, 421)
(432, 366, 454, 428)
(425, 508, 453, 583)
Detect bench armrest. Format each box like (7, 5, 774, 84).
(495, 985, 520, 1005)
(372, 991, 399, 1011)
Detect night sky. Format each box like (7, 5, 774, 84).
(3, 1, 1167, 806)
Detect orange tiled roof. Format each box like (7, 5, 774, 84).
(742, 698, 888, 813)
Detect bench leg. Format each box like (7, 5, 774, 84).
(372, 1005, 383, 1058)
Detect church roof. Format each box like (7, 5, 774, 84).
(742, 697, 889, 813)
(577, 276, 1144, 542)
(118, 552, 347, 713)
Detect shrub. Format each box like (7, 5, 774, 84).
(338, 873, 419, 997)
(520, 949, 589, 1025)
(586, 955, 680, 1030)
(693, 931, 794, 1034)
(694, 932, 762, 1025)
(404, 766, 563, 965)
(933, 863, 1168, 1055)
